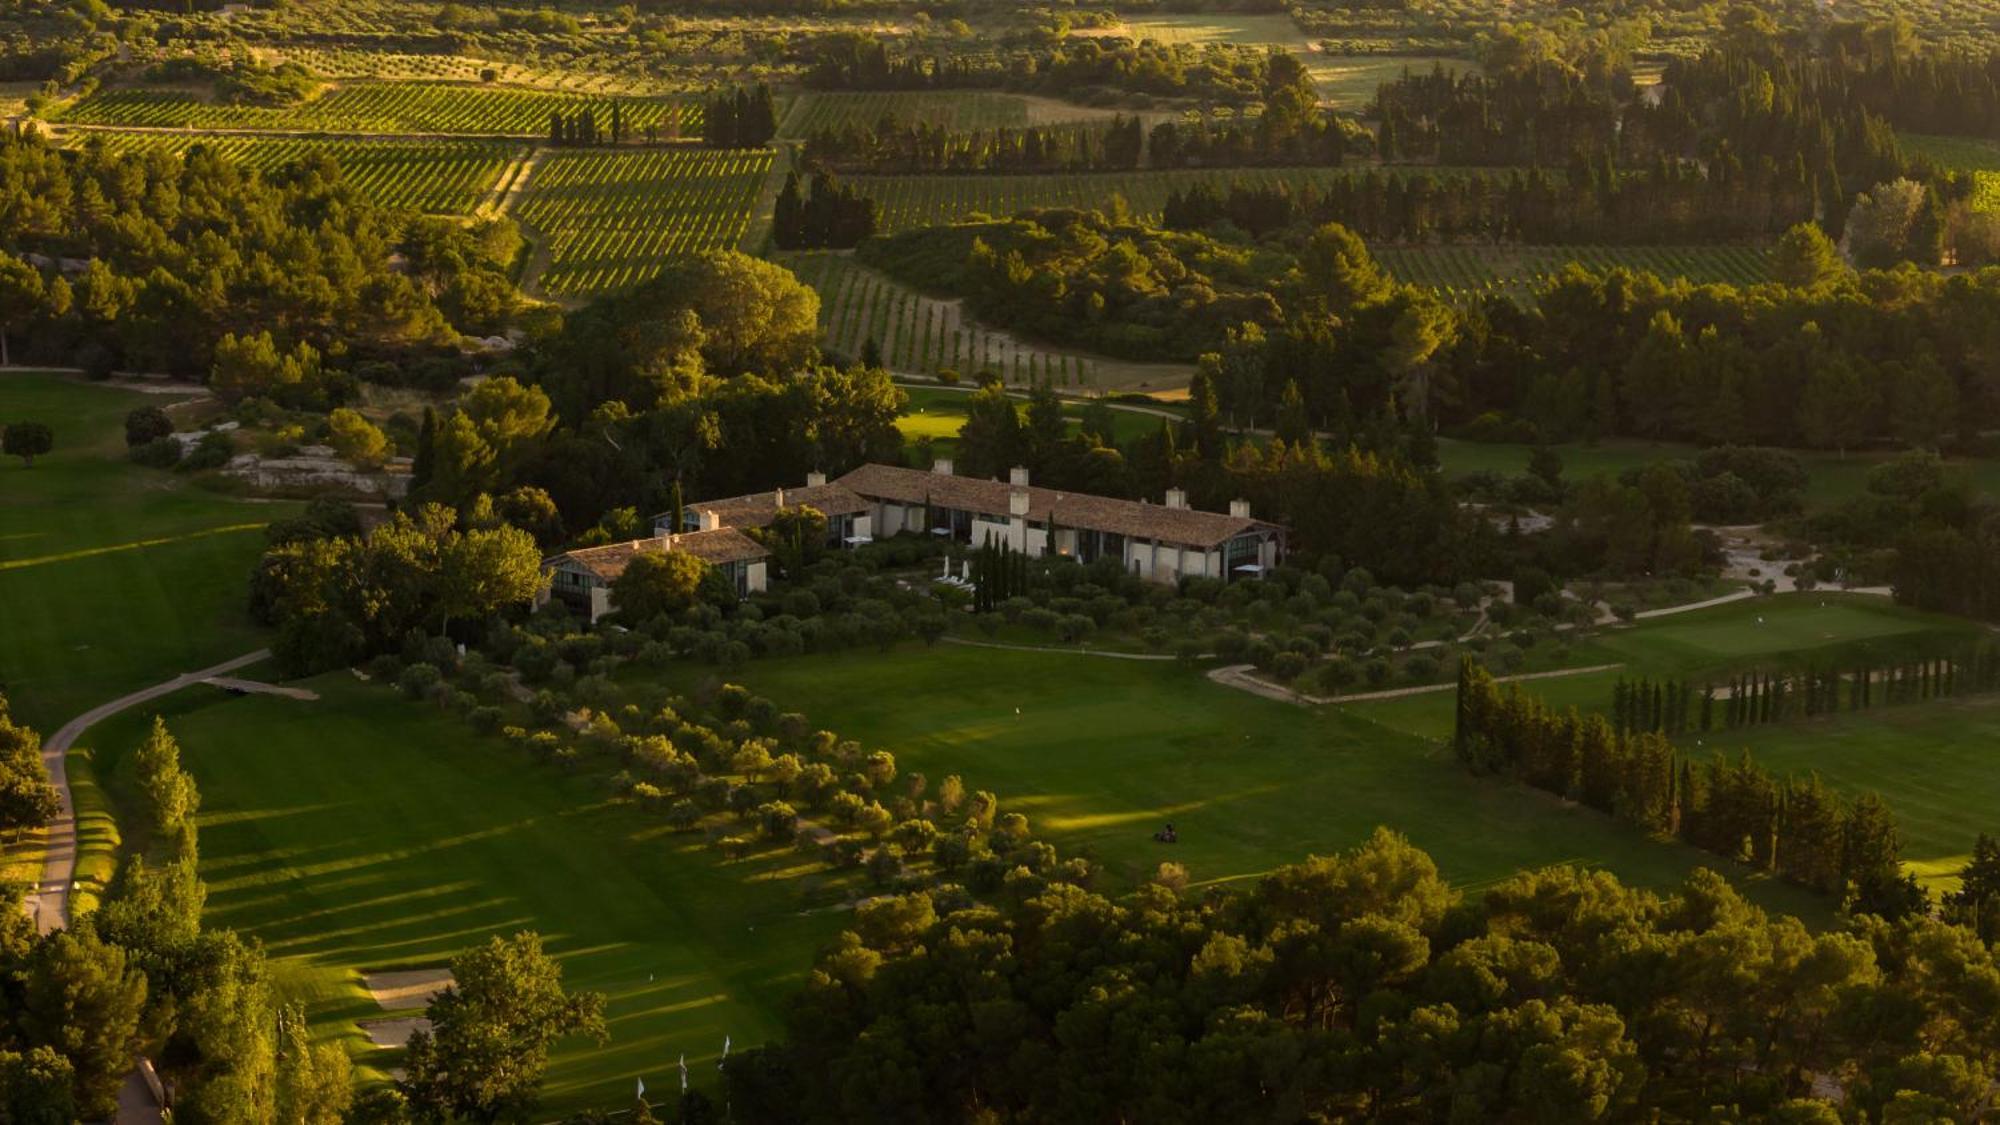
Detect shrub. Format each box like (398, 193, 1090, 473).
(397, 663, 441, 700)
(1364, 657, 1392, 687)
(468, 706, 504, 734)
(1056, 614, 1096, 642)
(128, 436, 181, 468)
(1270, 651, 1309, 681)
(125, 407, 174, 447)
(1402, 654, 1440, 683)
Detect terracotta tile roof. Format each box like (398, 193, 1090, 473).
(545, 529, 767, 583)
(670, 482, 871, 530)
(834, 464, 1281, 549)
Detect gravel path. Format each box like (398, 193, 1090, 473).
(23, 649, 270, 935)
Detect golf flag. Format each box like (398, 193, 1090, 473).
(718, 1034, 731, 1071)
(636, 1077, 646, 1100)
(679, 1053, 688, 1092)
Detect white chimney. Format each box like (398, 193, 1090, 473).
(1009, 466, 1030, 487)
(697, 508, 721, 531)
(1009, 488, 1030, 518)
(1165, 488, 1188, 510)
(806, 471, 827, 488)
(932, 457, 955, 476)
(774, 487, 786, 508)
(1230, 499, 1251, 519)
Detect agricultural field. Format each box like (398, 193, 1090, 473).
(1104, 12, 1312, 48)
(515, 147, 774, 299)
(1901, 132, 2000, 212)
(1437, 437, 2000, 511)
(651, 642, 1825, 917)
(250, 48, 662, 94)
(72, 132, 520, 215)
(0, 373, 296, 735)
(80, 678, 841, 1114)
(778, 90, 1114, 138)
(852, 165, 1382, 234)
(50, 81, 695, 138)
(1301, 53, 1472, 108)
(785, 252, 1107, 388)
(1376, 244, 1774, 304)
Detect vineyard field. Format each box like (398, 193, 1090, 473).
(517, 148, 773, 299)
(787, 252, 1099, 387)
(1374, 244, 1773, 304)
(52, 81, 696, 137)
(784, 252, 1192, 393)
(74, 133, 516, 215)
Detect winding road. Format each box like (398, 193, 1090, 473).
(24, 649, 270, 935)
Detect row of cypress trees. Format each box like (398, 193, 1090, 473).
(1613, 641, 2000, 735)
(1456, 658, 1924, 915)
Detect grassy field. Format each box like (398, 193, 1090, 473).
(896, 384, 1170, 457)
(655, 643, 1823, 918)
(81, 678, 841, 1113)
(1719, 696, 2000, 891)
(516, 147, 773, 298)
(1377, 244, 1772, 305)
(51, 81, 694, 137)
(1438, 437, 2000, 510)
(72, 132, 519, 215)
(1344, 593, 1988, 892)
(0, 373, 294, 733)
(1346, 594, 1980, 739)
(1302, 53, 1471, 107)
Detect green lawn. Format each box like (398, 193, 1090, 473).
(0, 373, 294, 731)
(896, 384, 1171, 458)
(1438, 437, 2000, 511)
(656, 643, 1824, 918)
(1349, 593, 1979, 741)
(1717, 695, 2000, 892)
(84, 678, 843, 1114)
(1343, 593, 1988, 894)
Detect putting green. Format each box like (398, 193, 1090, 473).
(84, 678, 843, 1114)
(0, 373, 294, 731)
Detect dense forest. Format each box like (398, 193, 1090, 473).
(718, 828, 2000, 1123)
(0, 134, 514, 383)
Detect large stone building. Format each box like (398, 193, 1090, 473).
(659, 460, 1285, 584)
(541, 527, 769, 623)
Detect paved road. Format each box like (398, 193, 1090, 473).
(24, 649, 270, 935)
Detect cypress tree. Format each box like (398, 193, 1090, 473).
(412, 406, 437, 490)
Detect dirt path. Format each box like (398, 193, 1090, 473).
(478, 143, 544, 220)
(24, 649, 271, 935)
(738, 142, 796, 254)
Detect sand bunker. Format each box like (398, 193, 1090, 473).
(363, 968, 454, 1010)
(359, 1017, 431, 1049)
